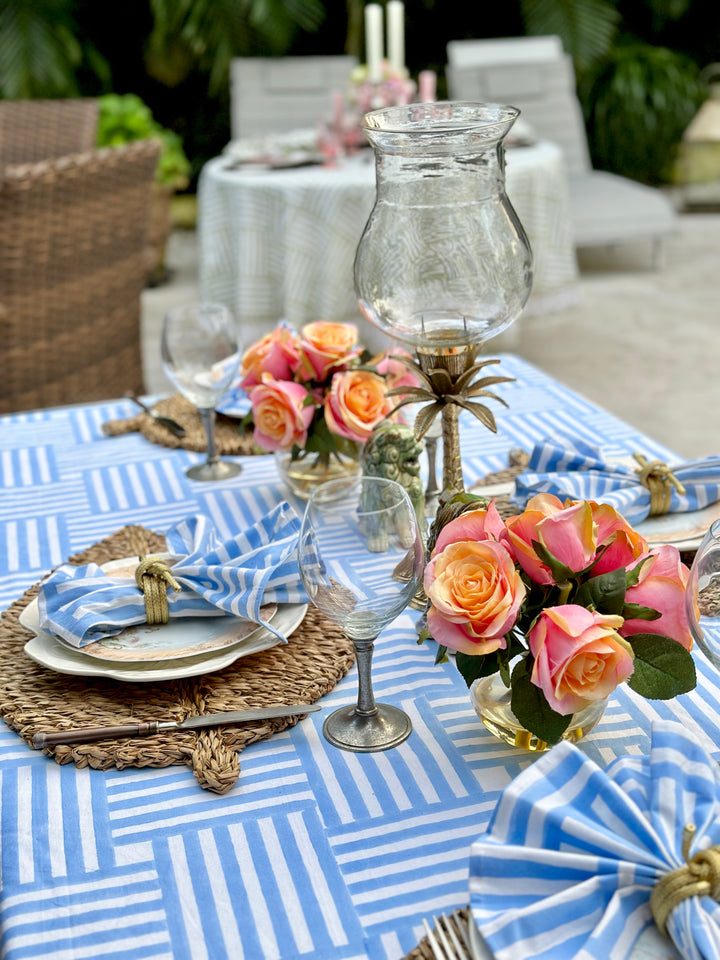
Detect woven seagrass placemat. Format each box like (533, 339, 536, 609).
(0, 525, 355, 793)
(102, 394, 258, 455)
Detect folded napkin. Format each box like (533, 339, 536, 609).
(37, 503, 310, 647)
(511, 436, 720, 524)
(470, 720, 720, 960)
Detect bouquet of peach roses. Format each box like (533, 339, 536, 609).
(238, 320, 418, 464)
(422, 491, 697, 745)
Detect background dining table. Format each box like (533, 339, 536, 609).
(0, 352, 709, 960)
(197, 140, 580, 354)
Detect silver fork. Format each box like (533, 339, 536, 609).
(422, 910, 473, 960)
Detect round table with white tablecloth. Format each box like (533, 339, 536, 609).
(197, 140, 579, 352)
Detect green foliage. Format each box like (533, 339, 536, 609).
(521, 0, 620, 73)
(97, 93, 190, 189)
(0, 0, 108, 99)
(626, 633, 697, 699)
(582, 41, 706, 184)
(146, 0, 326, 95)
(510, 658, 572, 745)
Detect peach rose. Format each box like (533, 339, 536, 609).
(249, 376, 314, 451)
(432, 501, 509, 556)
(424, 539, 526, 655)
(589, 501, 649, 576)
(621, 545, 693, 650)
(529, 605, 634, 714)
(298, 321, 361, 381)
(239, 324, 300, 389)
(324, 369, 393, 442)
(505, 494, 596, 585)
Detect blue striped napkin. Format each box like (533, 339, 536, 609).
(512, 436, 720, 524)
(37, 503, 310, 647)
(470, 720, 720, 960)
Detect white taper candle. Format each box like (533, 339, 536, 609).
(387, 1, 405, 74)
(364, 4, 384, 84)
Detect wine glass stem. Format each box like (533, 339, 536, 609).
(354, 640, 378, 716)
(199, 407, 220, 466)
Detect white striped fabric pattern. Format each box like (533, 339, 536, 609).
(512, 435, 720, 523)
(36, 503, 309, 647)
(469, 720, 720, 960)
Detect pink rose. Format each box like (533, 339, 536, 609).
(297, 321, 361, 381)
(432, 501, 509, 556)
(589, 501, 649, 576)
(529, 605, 634, 714)
(425, 539, 525, 655)
(324, 369, 393, 442)
(239, 324, 300, 389)
(372, 347, 421, 393)
(505, 494, 596, 585)
(621, 545, 693, 650)
(249, 376, 314, 451)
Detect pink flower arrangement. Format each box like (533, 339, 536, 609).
(239, 320, 418, 461)
(347, 61, 417, 114)
(423, 492, 697, 744)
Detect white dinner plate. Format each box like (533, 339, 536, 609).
(20, 555, 280, 662)
(22, 603, 308, 683)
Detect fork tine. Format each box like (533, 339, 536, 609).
(448, 911, 472, 956)
(443, 913, 468, 959)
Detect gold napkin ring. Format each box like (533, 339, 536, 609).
(650, 824, 720, 935)
(135, 556, 182, 625)
(633, 453, 687, 516)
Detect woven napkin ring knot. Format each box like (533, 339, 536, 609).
(650, 824, 720, 935)
(135, 556, 182, 625)
(633, 453, 687, 516)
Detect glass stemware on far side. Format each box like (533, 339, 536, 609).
(686, 519, 720, 669)
(161, 301, 242, 482)
(297, 475, 425, 753)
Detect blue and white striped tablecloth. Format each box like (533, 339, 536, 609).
(0, 353, 713, 960)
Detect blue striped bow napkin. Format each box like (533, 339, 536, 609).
(37, 503, 310, 647)
(512, 436, 720, 524)
(470, 720, 720, 960)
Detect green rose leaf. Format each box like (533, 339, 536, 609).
(455, 651, 497, 687)
(510, 659, 572, 745)
(621, 602, 661, 621)
(626, 633, 697, 699)
(531, 537, 577, 584)
(574, 568, 626, 615)
(625, 557, 651, 589)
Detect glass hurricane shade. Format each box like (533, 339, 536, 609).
(353, 102, 534, 350)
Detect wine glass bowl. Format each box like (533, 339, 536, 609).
(161, 301, 242, 481)
(686, 519, 720, 669)
(298, 475, 425, 752)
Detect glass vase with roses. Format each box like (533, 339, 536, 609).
(422, 491, 697, 750)
(238, 320, 419, 499)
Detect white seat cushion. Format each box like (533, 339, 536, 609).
(568, 170, 677, 247)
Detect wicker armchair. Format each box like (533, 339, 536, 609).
(0, 139, 161, 414)
(0, 98, 99, 165)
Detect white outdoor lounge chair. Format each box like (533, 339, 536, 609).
(446, 36, 677, 266)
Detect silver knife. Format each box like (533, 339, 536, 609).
(32, 703, 321, 749)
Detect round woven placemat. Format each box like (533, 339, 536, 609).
(0, 525, 355, 793)
(102, 394, 259, 455)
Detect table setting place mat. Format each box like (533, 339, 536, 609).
(0, 523, 355, 794)
(101, 393, 258, 455)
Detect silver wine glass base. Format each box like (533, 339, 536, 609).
(323, 704, 412, 753)
(185, 460, 242, 482)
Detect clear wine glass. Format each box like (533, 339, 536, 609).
(298, 475, 425, 752)
(686, 519, 720, 668)
(161, 301, 242, 481)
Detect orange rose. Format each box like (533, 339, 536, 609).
(249, 376, 314, 451)
(298, 321, 361, 381)
(239, 324, 300, 389)
(424, 539, 525, 655)
(324, 369, 393, 442)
